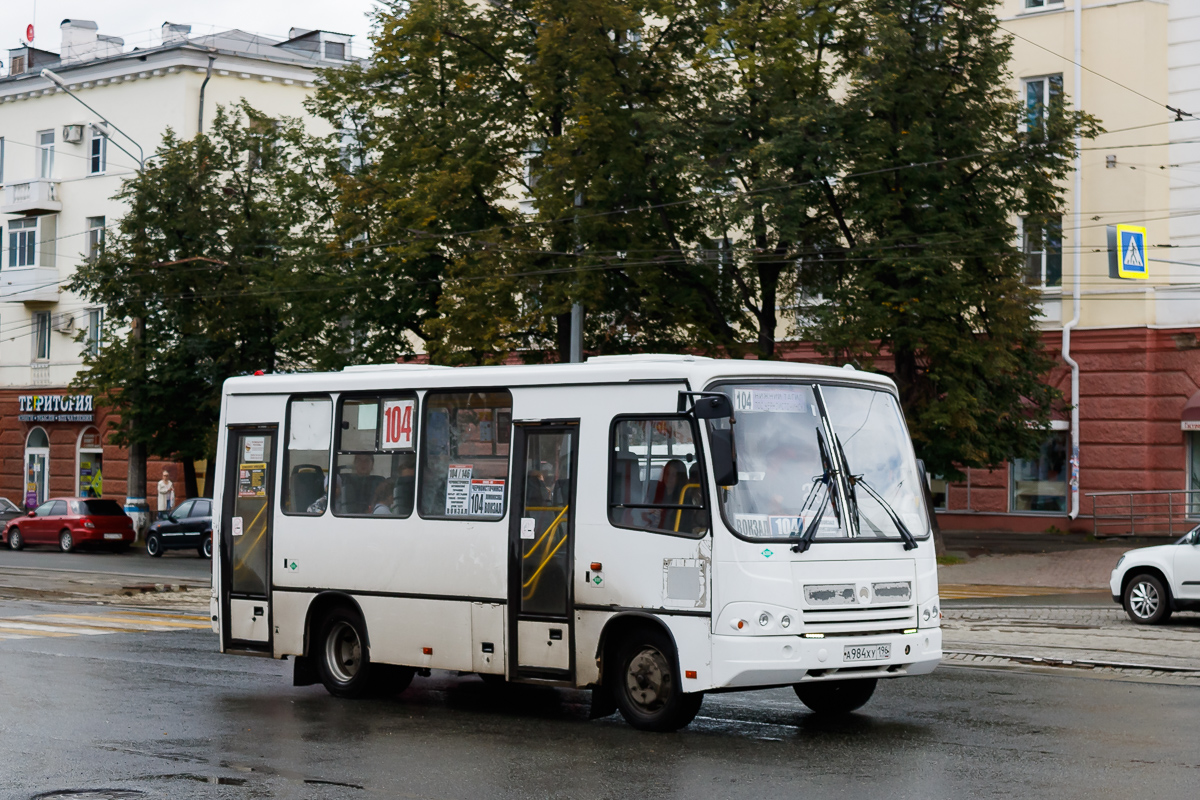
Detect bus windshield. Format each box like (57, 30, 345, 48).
(711, 382, 928, 542)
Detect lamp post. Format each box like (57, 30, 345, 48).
(41, 68, 151, 539)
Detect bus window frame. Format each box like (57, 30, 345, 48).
(332, 390, 420, 520)
(607, 413, 710, 540)
(417, 387, 513, 522)
(705, 378, 932, 545)
(280, 393, 334, 518)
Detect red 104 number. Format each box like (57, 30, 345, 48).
(383, 400, 413, 449)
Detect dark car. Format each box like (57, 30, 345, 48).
(4, 498, 135, 552)
(146, 498, 213, 558)
(0, 497, 23, 528)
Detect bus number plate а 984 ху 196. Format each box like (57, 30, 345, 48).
(843, 644, 890, 662)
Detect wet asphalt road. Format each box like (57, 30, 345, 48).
(2, 598, 1198, 800)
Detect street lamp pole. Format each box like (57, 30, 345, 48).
(41, 68, 151, 539)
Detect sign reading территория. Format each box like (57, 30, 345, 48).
(17, 394, 95, 422)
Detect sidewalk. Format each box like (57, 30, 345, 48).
(938, 547, 1122, 590)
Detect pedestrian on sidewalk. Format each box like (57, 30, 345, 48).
(157, 469, 176, 520)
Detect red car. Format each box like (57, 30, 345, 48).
(4, 497, 135, 553)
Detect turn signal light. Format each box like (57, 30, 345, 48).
(730, 618, 746, 631)
(590, 562, 602, 571)
(685, 670, 697, 679)
(422, 647, 433, 655)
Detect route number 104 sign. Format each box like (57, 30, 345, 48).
(381, 398, 415, 450)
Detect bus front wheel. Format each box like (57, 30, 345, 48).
(794, 678, 877, 715)
(315, 607, 379, 698)
(611, 628, 703, 732)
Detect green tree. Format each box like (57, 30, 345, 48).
(70, 103, 340, 495)
(802, 0, 1100, 476)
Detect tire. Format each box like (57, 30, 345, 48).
(7, 527, 23, 551)
(199, 535, 213, 559)
(611, 627, 703, 732)
(794, 678, 878, 715)
(1124, 573, 1172, 625)
(59, 529, 74, 553)
(146, 533, 163, 557)
(315, 607, 380, 698)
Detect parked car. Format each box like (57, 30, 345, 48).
(146, 498, 213, 558)
(3, 498, 135, 552)
(1110, 524, 1200, 624)
(0, 497, 23, 528)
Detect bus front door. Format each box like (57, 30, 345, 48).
(508, 422, 579, 680)
(220, 427, 277, 652)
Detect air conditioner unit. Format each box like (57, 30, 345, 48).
(62, 124, 85, 144)
(52, 312, 77, 333)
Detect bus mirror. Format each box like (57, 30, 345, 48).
(688, 393, 733, 420)
(709, 428, 739, 486)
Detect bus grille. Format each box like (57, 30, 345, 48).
(801, 604, 917, 635)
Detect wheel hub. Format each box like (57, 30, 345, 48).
(626, 647, 671, 711)
(1130, 581, 1159, 618)
(325, 621, 362, 684)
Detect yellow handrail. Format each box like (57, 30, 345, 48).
(674, 483, 700, 532)
(523, 505, 569, 560)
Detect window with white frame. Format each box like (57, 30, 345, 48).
(32, 311, 50, 361)
(89, 133, 107, 175)
(0, 137, 5, 184)
(1188, 432, 1200, 517)
(38, 130, 55, 179)
(86, 308, 103, 356)
(1024, 0, 1063, 9)
(1023, 75, 1063, 132)
(8, 218, 37, 268)
(1022, 216, 1062, 288)
(86, 217, 105, 260)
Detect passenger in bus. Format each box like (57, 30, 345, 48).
(336, 453, 382, 515)
(372, 480, 395, 515)
(653, 459, 689, 529)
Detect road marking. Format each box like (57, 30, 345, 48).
(940, 584, 1102, 599)
(0, 610, 210, 642)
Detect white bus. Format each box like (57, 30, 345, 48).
(213, 355, 941, 731)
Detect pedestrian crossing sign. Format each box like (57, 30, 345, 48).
(1108, 224, 1148, 280)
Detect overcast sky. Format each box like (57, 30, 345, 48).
(1, 0, 382, 59)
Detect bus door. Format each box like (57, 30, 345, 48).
(508, 422, 579, 679)
(220, 426, 277, 651)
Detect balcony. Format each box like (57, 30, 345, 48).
(1, 179, 62, 215)
(0, 267, 62, 303)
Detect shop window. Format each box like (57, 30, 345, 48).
(419, 391, 511, 519)
(78, 426, 103, 498)
(24, 427, 50, 509)
(1188, 432, 1200, 517)
(282, 397, 332, 515)
(333, 394, 418, 517)
(929, 474, 948, 511)
(1010, 432, 1068, 513)
(609, 417, 708, 536)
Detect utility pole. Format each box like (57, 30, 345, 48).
(42, 67, 150, 538)
(569, 303, 583, 363)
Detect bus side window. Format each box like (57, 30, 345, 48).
(418, 390, 512, 519)
(283, 397, 333, 515)
(608, 417, 708, 536)
(332, 395, 418, 518)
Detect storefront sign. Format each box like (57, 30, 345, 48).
(17, 394, 94, 422)
(1183, 420, 1200, 432)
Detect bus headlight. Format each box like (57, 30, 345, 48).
(758, 613, 770, 627)
(780, 615, 792, 628)
(918, 597, 940, 629)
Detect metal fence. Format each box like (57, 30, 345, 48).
(1088, 490, 1200, 538)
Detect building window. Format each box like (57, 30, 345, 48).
(33, 311, 51, 361)
(78, 426, 104, 498)
(1023, 216, 1062, 288)
(282, 397, 332, 515)
(1024, 75, 1063, 132)
(1189, 432, 1200, 517)
(0, 137, 5, 184)
(929, 474, 948, 511)
(324, 41, 346, 60)
(24, 427, 50, 509)
(86, 308, 103, 356)
(8, 218, 37, 268)
(419, 391, 512, 519)
(1010, 431, 1068, 513)
(609, 417, 708, 535)
(86, 216, 105, 260)
(89, 134, 106, 175)
(38, 130, 55, 179)
(333, 395, 418, 517)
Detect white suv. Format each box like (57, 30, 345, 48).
(1110, 524, 1200, 624)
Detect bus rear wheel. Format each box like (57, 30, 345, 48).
(611, 628, 702, 732)
(315, 607, 379, 698)
(794, 678, 877, 715)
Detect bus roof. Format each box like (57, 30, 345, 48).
(221, 354, 898, 396)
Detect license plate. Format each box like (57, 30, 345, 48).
(844, 644, 890, 663)
(103, 533, 123, 540)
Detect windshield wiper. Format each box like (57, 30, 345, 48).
(835, 434, 918, 551)
(793, 429, 839, 553)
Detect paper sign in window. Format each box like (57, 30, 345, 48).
(381, 398, 415, 450)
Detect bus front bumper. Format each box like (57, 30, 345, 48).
(709, 628, 942, 689)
